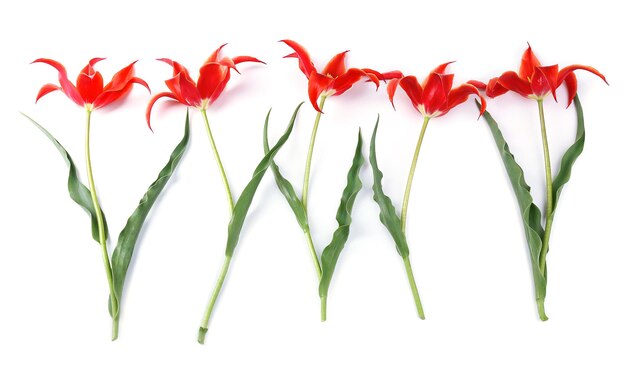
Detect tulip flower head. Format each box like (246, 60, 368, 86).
(33, 58, 150, 111)
(470, 44, 607, 106)
(146, 44, 264, 130)
(387, 63, 487, 118)
(280, 39, 391, 112)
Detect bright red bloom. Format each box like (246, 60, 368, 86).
(33, 58, 149, 110)
(470, 44, 607, 106)
(280, 39, 391, 112)
(146, 44, 264, 129)
(387, 63, 486, 118)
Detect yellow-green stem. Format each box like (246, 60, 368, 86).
(403, 256, 425, 319)
(401, 116, 430, 232)
(537, 99, 553, 275)
(201, 109, 234, 214)
(304, 229, 322, 280)
(302, 95, 326, 211)
(198, 255, 232, 344)
(84, 109, 118, 340)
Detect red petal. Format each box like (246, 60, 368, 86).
(165, 70, 200, 107)
(146, 92, 180, 131)
(197, 62, 229, 101)
(446, 83, 486, 116)
(332, 68, 375, 96)
(519, 43, 542, 80)
(209, 69, 232, 104)
(432, 61, 454, 75)
(485, 77, 509, 97)
(102, 60, 137, 91)
(496, 71, 532, 98)
(322, 50, 348, 77)
(233, 55, 265, 65)
(421, 73, 449, 116)
(386, 78, 400, 109)
(557, 64, 608, 88)
(563, 73, 577, 108)
(76, 59, 104, 104)
(206, 43, 228, 64)
(467, 80, 486, 90)
(158, 58, 192, 78)
(308, 72, 333, 112)
(532, 65, 558, 99)
(280, 39, 317, 78)
(93, 77, 150, 109)
(32, 58, 84, 106)
(35, 84, 61, 102)
(380, 70, 403, 80)
(398, 75, 423, 110)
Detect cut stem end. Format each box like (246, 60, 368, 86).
(197, 327, 208, 344)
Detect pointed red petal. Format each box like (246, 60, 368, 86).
(206, 43, 228, 64)
(79, 58, 106, 76)
(332, 68, 375, 96)
(485, 77, 509, 98)
(421, 73, 449, 116)
(447, 83, 486, 116)
(146, 92, 181, 131)
(77, 71, 104, 104)
(532, 65, 558, 99)
(432, 61, 454, 74)
(93, 77, 150, 109)
(387, 78, 400, 109)
(380, 70, 403, 80)
(232, 55, 266, 65)
(35, 84, 61, 102)
(557, 64, 608, 88)
(32, 58, 84, 106)
(322, 50, 348, 77)
(158, 58, 192, 78)
(519, 43, 542, 80)
(209, 69, 232, 104)
(165, 70, 200, 107)
(496, 71, 532, 98)
(563, 73, 578, 108)
(280, 39, 317, 77)
(398, 75, 423, 110)
(308, 72, 334, 112)
(197, 62, 229, 101)
(102, 60, 138, 91)
(467, 80, 486, 90)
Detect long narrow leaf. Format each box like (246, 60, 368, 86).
(478, 101, 547, 305)
(318, 130, 364, 307)
(262, 103, 308, 231)
(21, 113, 108, 243)
(552, 95, 585, 212)
(224, 104, 302, 257)
(369, 118, 410, 258)
(110, 110, 190, 319)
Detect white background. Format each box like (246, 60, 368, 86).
(0, 0, 623, 373)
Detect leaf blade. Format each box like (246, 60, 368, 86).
(224, 103, 302, 257)
(21, 113, 108, 243)
(110, 110, 190, 318)
(318, 130, 364, 302)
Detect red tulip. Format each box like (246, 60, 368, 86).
(146, 44, 264, 129)
(470, 44, 607, 106)
(280, 39, 390, 112)
(387, 63, 487, 118)
(33, 58, 149, 110)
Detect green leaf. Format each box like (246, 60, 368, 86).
(552, 95, 585, 213)
(224, 104, 302, 257)
(318, 130, 365, 305)
(368, 118, 410, 259)
(109, 110, 190, 319)
(478, 102, 547, 302)
(21, 113, 108, 243)
(262, 103, 308, 231)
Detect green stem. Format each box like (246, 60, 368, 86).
(401, 116, 430, 232)
(537, 297, 549, 321)
(403, 256, 425, 319)
(321, 296, 327, 322)
(198, 255, 232, 344)
(304, 229, 322, 280)
(201, 109, 234, 214)
(537, 99, 553, 275)
(84, 109, 118, 341)
(302, 95, 326, 211)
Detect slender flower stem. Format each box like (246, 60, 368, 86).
(304, 229, 322, 279)
(198, 255, 232, 344)
(403, 256, 425, 319)
(302, 95, 326, 211)
(201, 109, 234, 214)
(401, 116, 430, 232)
(537, 99, 553, 275)
(84, 109, 118, 340)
